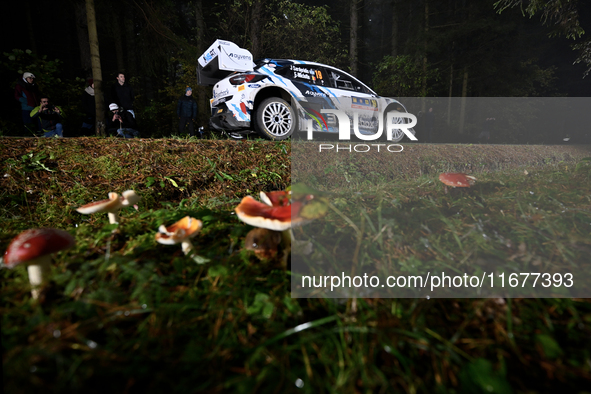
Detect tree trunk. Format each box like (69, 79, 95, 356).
(447, 62, 453, 126)
(391, 0, 398, 57)
(24, 0, 37, 54)
(350, 0, 359, 76)
(125, 5, 137, 79)
(422, 0, 429, 110)
(75, 2, 92, 74)
(195, 0, 207, 127)
(86, 0, 106, 137)
(111, 13, 125, 73)
(459, 68, 468, 135)
(249, 0, 263, 59)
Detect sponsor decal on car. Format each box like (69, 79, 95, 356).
(352, 97, 378, 111)
(214, 88, 230, 98)
(204, 49, 216, 63)
(248, 84, 261, 88)
(228, 53, 252, 61)
(305, 90, 327, 98)
(238, 85, 245, 92)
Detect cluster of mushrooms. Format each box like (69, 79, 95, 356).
(2, 173, 476, 300)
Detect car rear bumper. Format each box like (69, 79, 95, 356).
(209, 107, 250, 131)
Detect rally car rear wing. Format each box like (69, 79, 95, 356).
(197, 39, 255, 86)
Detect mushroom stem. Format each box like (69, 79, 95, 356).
(108, 212, 119, 224)
(281, 229, 293, 249)
(181, 240, 194, 255)
(26, 256, 51, 300)
(280, 229, 292, 268)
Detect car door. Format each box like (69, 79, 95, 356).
(323, 67, 383, 135)
(274, 63, 339, 132)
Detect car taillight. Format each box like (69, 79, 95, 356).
(229, 74, 266, 85)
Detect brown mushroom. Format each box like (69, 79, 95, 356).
(76, 190, 140, 224)
(244, 228, 282, 260)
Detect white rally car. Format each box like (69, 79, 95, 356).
(198, 40, 414, 141)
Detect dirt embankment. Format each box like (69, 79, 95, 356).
(291, 142, 591, 187)
(1, 138, 590, 202)
(0, 138, 291, 210)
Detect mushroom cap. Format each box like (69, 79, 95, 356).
(235, 196, 299, 231)
(121, 190, 140, 206)
(76, 192, 123, 214)
(260, 191, 290, 207)
(439, 173, 477, 188)
(3, 228, 75, 268)
(155, 216, 203, 245)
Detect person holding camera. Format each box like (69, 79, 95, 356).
(30, 97, 64, 137)
(107, 103, 139, 138)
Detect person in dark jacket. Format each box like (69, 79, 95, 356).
(30, 97, 64, 137)
(81, 79, 95, 134)
(14, 72, 41, 133)
(111, 72, 136, 118)
(177, 87, 199, 137)
(107, 103, 139, 138)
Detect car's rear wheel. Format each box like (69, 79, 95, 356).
(255, 97, 296, 140)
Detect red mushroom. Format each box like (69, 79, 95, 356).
(259, 190, 290, 207)
(3, 228, 75, 299)
(235, 187, 329, 263)
(155, 216, 203, 255)
(235, 195, 300, 231)
(439, 173, 477, 193)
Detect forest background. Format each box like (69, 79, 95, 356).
(1, 0, 591, 140)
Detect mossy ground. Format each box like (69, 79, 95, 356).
(1, 137, 591, 393)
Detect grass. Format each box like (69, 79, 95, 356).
(1, 138, 591, 393)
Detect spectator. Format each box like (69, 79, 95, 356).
(111, 72, 136, 118)
(177, 86, 198, 137)
(14, 71, 41, 134)
(30, 97, 64, 138)
(81, 78, 95, 134)
(107, 103, 139, 138)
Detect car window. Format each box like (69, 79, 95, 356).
(275, 64, 328, 86)
(327, 68, 373, 94)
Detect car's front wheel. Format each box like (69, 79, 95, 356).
(384, 106, 415, 143)
(255, 97, 296, 140)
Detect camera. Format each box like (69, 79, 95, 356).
(42, 104, 56, 112)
